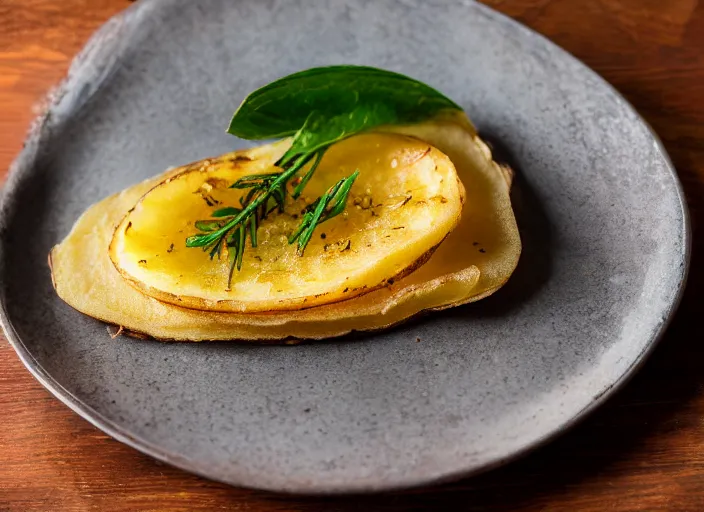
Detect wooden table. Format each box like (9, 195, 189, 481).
(1, 1, 702, 510)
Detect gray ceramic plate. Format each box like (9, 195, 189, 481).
(0, 0, 690, 494)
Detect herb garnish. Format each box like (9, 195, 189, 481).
(185, 65, 461, 283)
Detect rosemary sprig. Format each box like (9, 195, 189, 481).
(186, 152, 311, 250)
(186, 147, 358, 284)
(288, 170, 359, 255)
(292, 149, 326, 199)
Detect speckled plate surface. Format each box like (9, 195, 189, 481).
(0, 0, 690, 494)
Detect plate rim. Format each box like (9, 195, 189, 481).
(0, 0, 692, 494)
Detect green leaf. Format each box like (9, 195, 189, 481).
(194, 220, 222, 232)
(249, 215, 258, 247)
(293, 149, 326, 199)
(276, 105, 395, 167)
(208, 238, 223, 260)
(212, 206, 241, 217)
(322, 169, 359, 221)
(229, 173, 281, 189)
(227, 65, 460, 141)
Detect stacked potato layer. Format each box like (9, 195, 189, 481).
(50, 116, 521, 341)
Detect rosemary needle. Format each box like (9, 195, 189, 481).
(186, 148, 356, 285)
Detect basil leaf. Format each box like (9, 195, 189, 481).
(277, 104, 395, 167)
(227, 65, 460, 140)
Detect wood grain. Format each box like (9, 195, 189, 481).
(1, 0, 703, 510)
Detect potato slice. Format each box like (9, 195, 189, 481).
(50, 114, 521, 341)
(109, 133, 464, 312)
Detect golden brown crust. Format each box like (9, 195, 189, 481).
(49, 116, 521, 342)
(115, 233, 447, 315)
(111, 270, 495, 344)
(107, 136, 464, 314)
